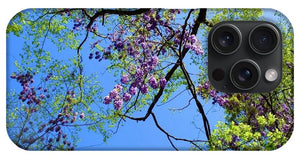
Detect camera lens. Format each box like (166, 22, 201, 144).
(230, 59, 261, 90)
(211, 24, 242, 55)
(249, 24, 280, 55)
(218, 32, 234, 48)
(238, 68, 252, 82)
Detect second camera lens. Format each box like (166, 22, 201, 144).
(249, 24, 280, 55)
(211, 24, 242, 55)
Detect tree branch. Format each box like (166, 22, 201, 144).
(86, 9, 151, 29)
(179, 9, 194, 57)
(179, 63, 211, 141)
(150, 112, 206, 150)
(122, 9, 209, 122)
(169, 97, 193, 111)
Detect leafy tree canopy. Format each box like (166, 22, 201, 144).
(6, 8, 293, 150)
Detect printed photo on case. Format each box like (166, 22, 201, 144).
(6, 8, 293, 150)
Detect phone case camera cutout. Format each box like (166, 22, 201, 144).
(6, 8, 293, 150)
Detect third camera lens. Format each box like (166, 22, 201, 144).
(238, 68, 252, 82)
(230, 59, 261, 90)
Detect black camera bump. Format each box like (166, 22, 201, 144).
(208, 21, 282, 93)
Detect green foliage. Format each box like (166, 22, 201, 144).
(6, 8, 293, 151)
(210, 121, 287, 150)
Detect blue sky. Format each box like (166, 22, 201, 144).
(6, 8, 281, 150)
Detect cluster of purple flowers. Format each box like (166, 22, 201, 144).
(148, 76, 158, 89)
(90, 23, 98, 32)
(44, 73, 53, 81)
(174, 30, 204, 55)
(121, 74, 130, 84)
(104, 84, 132, 110)
(197, 81, 231, 107)
(10, 72, 54, 106)
(73, 17, 85, 31)
(104, 73, 167, 110)
(142, 10, 167, 31)
(129, 85, 137, 95)
(184, 34, 204, 55)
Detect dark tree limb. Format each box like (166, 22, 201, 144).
(86, 9, 151, 29)
(122, 9, 209, 122)
(179, 63, 211, 141)
(179, 9, 194, 58)
(150, 112, 205, 150)
(169, 97, 193, 111)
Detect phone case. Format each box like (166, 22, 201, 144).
(6, 8, 293, 150)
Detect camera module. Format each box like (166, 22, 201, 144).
(208, 21, 282, 93)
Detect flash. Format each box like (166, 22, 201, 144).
(265, 69, 278, 82)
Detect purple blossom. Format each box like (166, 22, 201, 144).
(79, 112, 84, 119)
(155, 14, 161, 20)
(256, 105, 265, 115)
(261, 131, 266, 137)
(195, 46, 204, 55)
(114, 84, 123, 92)
(141, 42, 147, 49)
(282, 124, 290, 133)
(89, 53, 93, 59)
(91, 23, 98, 32)
(141, 84, 148, 94)
(95, 54, 101, 59)
(203, 81, 210, 89)
(216, 96, 229, 107)
(109, 89, 118, 99)
(148, 76, 158, 89)
(10, 74, 16, 79)
(146, 23, 152, 31)
(127, 46, 136, 56)
(143, 14, 151, 21)
(285, 62, 292, 68)
(121, 74, 130, 84)
(104, 95, 112, 104)
(174, 38, 180, 45)
(159, 78, 167, 88)
(133, 78, 142, 87)
(73, 112, 78, 116)
(209, 89, 217, 98)
(123, 93, 131, 102)
(286, 115, 293, 124)
(113, 99, 123, 110)
(184, 43, 192, 49)
(129, 86, 137, 95)
(150, 56, 159, 66)
(188, 34, 197, 44)
(281, 103, 289, 112)
(232, 135, 240, 142)
(136, 68, 144, 78)
(244, 94, 250, 101)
